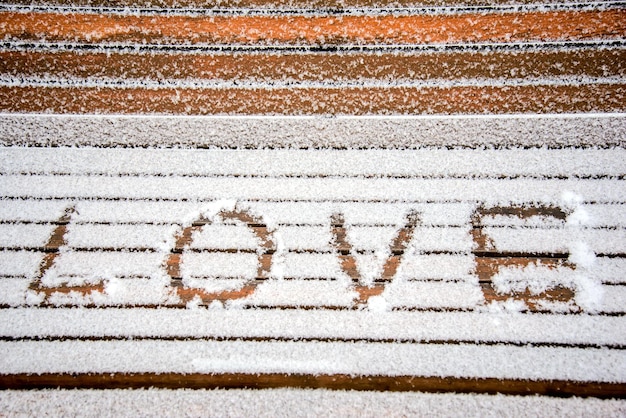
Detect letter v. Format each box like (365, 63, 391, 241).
(330, 210, 420, 307)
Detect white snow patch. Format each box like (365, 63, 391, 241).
(2, 389, 625, 417)
(569, 241, 597, 269)
(2, 114, 624, 148)
(1, 340, 624, 382)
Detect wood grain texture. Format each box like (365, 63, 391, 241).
(2, 49, 624, 82)
(1, 84, 624, 114)
(1, 373, 624, 398)
(2, 10, 624, 45)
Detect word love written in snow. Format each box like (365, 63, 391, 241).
(29, 201, 591, 310)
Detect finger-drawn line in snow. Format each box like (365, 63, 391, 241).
(330, 210, 420, 307)
(29, 205, 105, 303)
(472, 204, 577, 311)
(27, 201, 594, 311)
(164, 204, 276, 305)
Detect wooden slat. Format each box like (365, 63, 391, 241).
(2, 10, 624, 45)
(1, 84, 624, 115)
(1, 373, 624, 398)
(2, 49, 624, 82)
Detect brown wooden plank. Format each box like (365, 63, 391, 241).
(1, 10, 624, 46)
(480, 282, 577, 309)
(8, 0, 616, 8)
(2, 49, 624, 81)
(1, 373, 624, 398)
(475, 257, 571, 283)
(1, 84, 624, 114)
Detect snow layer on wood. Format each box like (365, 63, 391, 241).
(41, 252, 164, 282)
(1, 340, 624, 382)
(8, 280, 620, 311)
(484, 227, 626, 254)
(0, 224, 55, 248)
(180, 253, 259, 279)
(1, 114, 624, 148)
(2, 147, 626, 178)
(5, 199, 625, 228)
(0, 389, 624, 418)
(398, 254, 476, 281)
(382, 281, 483, 309)
(273, 226, 332, 251)
(598, 286, 626, 314)
(1, 309, 625, 346)
(245, 280, 356, 307)
(72, 201, 198, 224)
(482, 207, 626, 228)
(580, 204, 626, 228)
(0, 200, 67, 223)
(491, 264, 603, 312)
(0, 279, 31, 306)
(5, 75, 622, 90)
(71, 201, 472, 227)
(1, 175, 623, 203)
(0, 251, 40, 278)
(347, 225, 472, 252)
(281, 253, 345, 279)
(65, 224, 178, 250)
(177, 252, 478, 281)
(189, 225, 332, 251)
(595, 258, 626, 284)
(46, 277, 177, 307)
(187, 225, 259, 250)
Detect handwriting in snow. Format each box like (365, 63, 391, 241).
(28, 201, 592, 311)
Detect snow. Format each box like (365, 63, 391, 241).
(2, 2, 621, 15)
(397, 254, 476, 281)
(180, 252, 258, 280)
(0, 251, 41, 278)
(46, 276, 178, 307)
(0, 223, 56, 248)
(382, 281, 484, 309)
(480, 227, 626, 254)
(1, 114, 624, 148)
(1, 389, 624, 418)
(245, 280, 357, 307)
(1, 339, 624, 381)
(3, 74, 623, 89)
(280, 253, 345, 279)
(40, 252, 164, 284)
(2, 175, 624, 203)
(3, 199, 625, 227)
(1, 308, 625, 346)
(5, 278, 624, 311)
(1, 147, 626, 178)
(0, 145, 622, 312)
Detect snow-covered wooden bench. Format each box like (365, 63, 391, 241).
(0, 144, 624, 399)
(0, 0, 624, 414)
